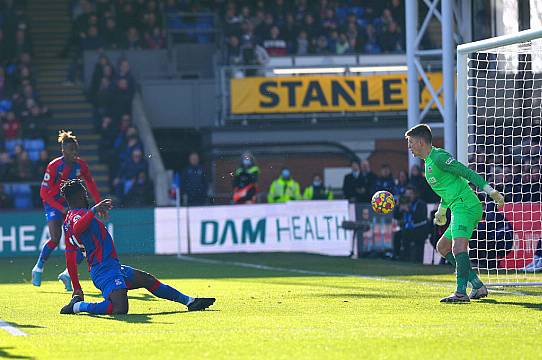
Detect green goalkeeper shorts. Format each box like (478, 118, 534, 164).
(443, 197, 483, 240)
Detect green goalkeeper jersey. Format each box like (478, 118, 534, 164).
(424, 147, 488, 210)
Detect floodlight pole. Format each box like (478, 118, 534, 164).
(406, 0, 471, 169)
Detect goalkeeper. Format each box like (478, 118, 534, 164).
(405, 124, 504, 303)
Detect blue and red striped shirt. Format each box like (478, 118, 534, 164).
(63, 208, 118, 290)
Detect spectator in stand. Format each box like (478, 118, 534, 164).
(2, 111, 21, 140)
(112, 78, 134, 118)
(0, 151, 14, 181)
(115, 148, 148, 201)
(35, 149, 49, 181)
(65, 25, 104, 85)
(21, 103, 47, 140)
(242, 41, 269, 76)
(144, 26, 166, 49)
(392, 186, 429, 262)
(470, 202, 514, 270)
(92, 77, 115, 116)
(15, 149, 33, 181)
(233, 152, 260, 204)
(123, 26, 143, 50)
(335, 33, 351, 54)
(342, 159, 375, 203)
(409, 164, 437, 203)
(256, 13, 275, 41)
(282, 13, 298, 51)
(514, 164, 541, 202)
(375, 164, 395, 193)
(314, 35, 330, 55)
(263, 26, 288, 56)
(394, 170, 409, 197)
(102, 16, 122, 49)
(379, 21, 403, 53)
(267, 167, 302, 203)
(117, 2, 139, 32)
(118, 126, 144, 167)
(225, 35, 243, 66)
(294, 30, 311, 55)
(0, 184, 14, 208)
(59, 0, 93, 57)
(123, 171, 154, 207)
(389, 0, 405, 32)
(172, 151, 209, 206)
(304, 174, 334, 200)
(363, 24, 381, 54)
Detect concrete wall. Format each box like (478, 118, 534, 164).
(140, 79, 217, 128)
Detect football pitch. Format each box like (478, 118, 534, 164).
(1, 254, 542, 359)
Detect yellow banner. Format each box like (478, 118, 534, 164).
(230, 73, 443, 114)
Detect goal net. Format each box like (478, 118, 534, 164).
(457, 29, 542, 286)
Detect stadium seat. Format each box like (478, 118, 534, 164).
(5, 139, 23, 155)
(335, 7, 348, 23)
(11, 184, 33, 209)
(351, 6, 365, 18)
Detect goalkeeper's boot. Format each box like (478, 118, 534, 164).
(60, 295, 83, 315)
(187, 298, 215, 311)
(58, 269, 73, 292)
(440, 292, 470, 303)
(31, 268, 42, 287)
(469, 285, 488, 300)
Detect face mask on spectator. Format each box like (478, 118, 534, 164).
(242, 158, 252, 167)
(352, 170, 360, 177)
(313, 180, 322, 187)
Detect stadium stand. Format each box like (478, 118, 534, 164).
(220, 0, 405, 59)
(0, 2, 51, 209)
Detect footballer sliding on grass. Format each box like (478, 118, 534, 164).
(58, 179, 215, 315)
(405, 124, 504, 303)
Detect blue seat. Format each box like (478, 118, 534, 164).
(28, 150, 40, 161)
(5, 139, 22, 154)
(335, 7, 348, 23)
(11, 184, 33, 209)
(23, 139, 44, 151)
(351, 6, 365, 18)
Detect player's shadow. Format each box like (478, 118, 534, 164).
(480, 298, 542, 311)
(127, 293, 159, 302)
(0, 347, 32, 359)
(4, 322, 45, 330)
(87, 309, 218, 324)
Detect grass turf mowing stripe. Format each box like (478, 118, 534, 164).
(179, 255, 542, 298)
(0, 320, 27, 336)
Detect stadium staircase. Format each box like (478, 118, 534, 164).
(27, 0, 109, 196)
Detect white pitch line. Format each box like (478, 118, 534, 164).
(0, 320, 27, 336)
(178, 255, 542, 298)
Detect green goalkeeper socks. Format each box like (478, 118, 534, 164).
(445, 252, 484, 291)
(455, 252, 474, 295)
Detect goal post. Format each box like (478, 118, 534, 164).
(457, 28, 542, 286)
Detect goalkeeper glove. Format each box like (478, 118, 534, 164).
(434, 205, 447, 226)
(489, 189, 505, 209)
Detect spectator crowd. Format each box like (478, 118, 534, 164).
(222, 0, 405, 66)
(90, 55, 154, 207)
(0, 2, 53, 208)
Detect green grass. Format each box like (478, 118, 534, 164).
(1, 254, 542, 359)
